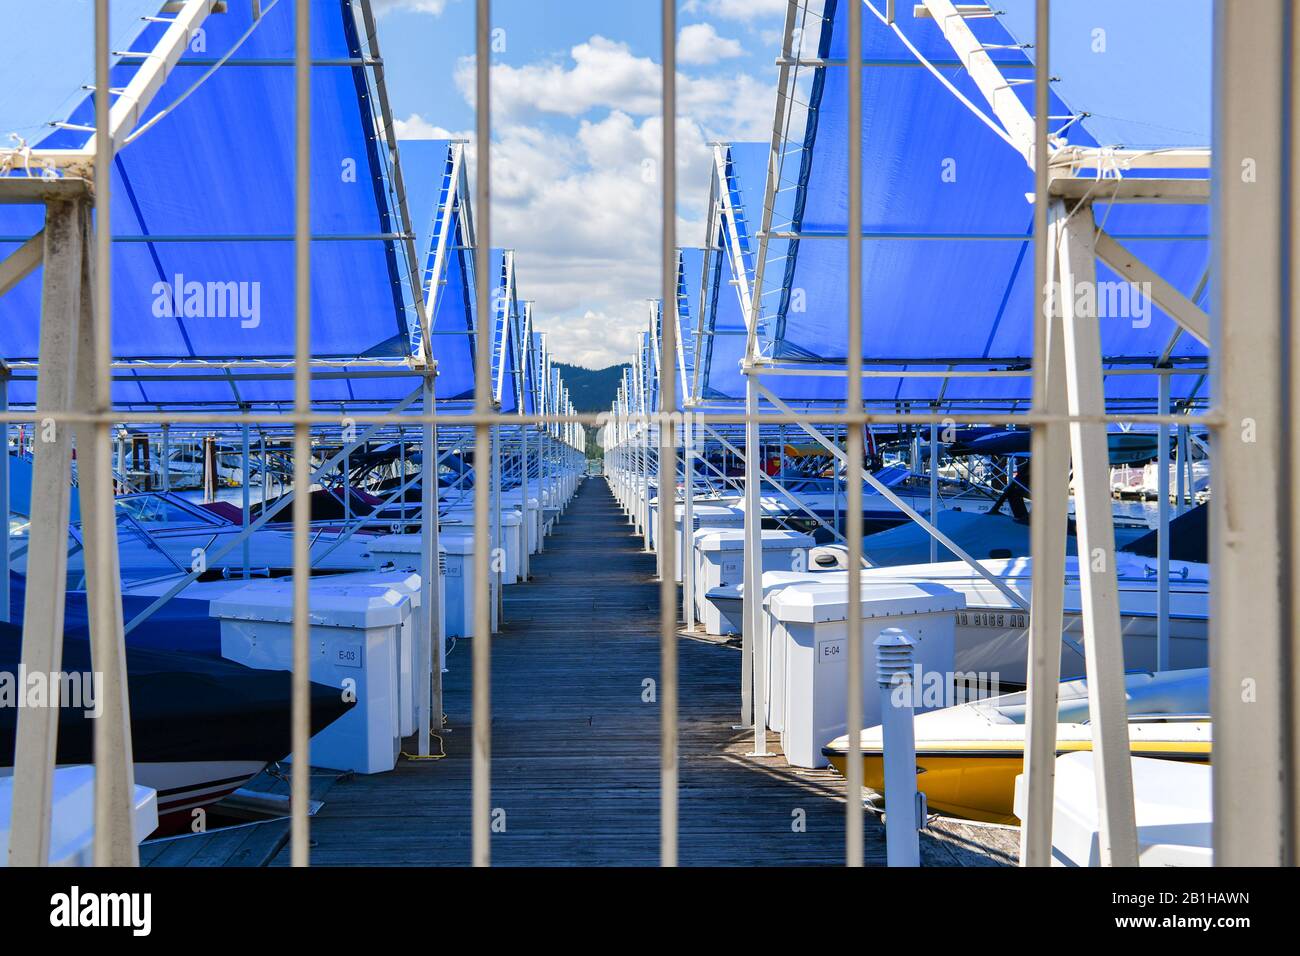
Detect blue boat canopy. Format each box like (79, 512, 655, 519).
(693, 0, 1211, 413)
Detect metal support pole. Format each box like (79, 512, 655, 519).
(519, 424, 530, 580)
(77, 194, 136, 864)
(161, 421, 170, 493)
(492, 419, 502, 631)
(1057, 207, 1140, 867)
(929, 417, 938, 563)
(743, 372, 764, 752)
(1176, 422, 1190, 512)
(419, 374, 443, 754)
(242, 419, 251, 578)
(535, 424, 545, 552)
(682, 413, 695, 629)
(1019, 200, 1072, 865)
(1156, 370, 1171, 670)
(0, 375, 9, 624)
(9, 199, 85, 867)
(343, 435, 351, 525)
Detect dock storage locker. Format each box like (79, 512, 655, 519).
(768, 581, 964, 768)
(692, 529, 815, 634)
(501, 493, 542, 553)
(439, 529, 476, 638)
(662, 503, 743, 583)
(212, 580, 410, 774)
(330, 568, 438, 740)
(442, 509, 524, 585)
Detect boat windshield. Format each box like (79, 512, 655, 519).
(113, 494, 223, 530)
(971, 669, 1211, 725)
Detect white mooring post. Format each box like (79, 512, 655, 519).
(876, 628, 921, 867)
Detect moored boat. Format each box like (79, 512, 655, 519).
(823, 669, 1211, 825)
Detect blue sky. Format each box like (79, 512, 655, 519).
(374, 0, 791, 367)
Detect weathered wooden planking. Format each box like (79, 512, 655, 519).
(140, 769, 341, 867)
(264, 479, 1013, 867)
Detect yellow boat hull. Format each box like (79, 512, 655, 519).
(827, 741, 1211, 826)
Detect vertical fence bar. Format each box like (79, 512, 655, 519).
(844, 0, 864, 868)
(420, 373, 442, 755)
(1019, 0, 1063, 869)
(1210, 0, 1293, 865)
(290, 0, 312, 867)
(1156, 370, 1171, 670)
(658, 0, 679, 868)
(472, 0, 493, 868)
(88, 0, 136, 866)
(0, 375, 7, 623)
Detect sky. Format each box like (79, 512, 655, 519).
(373, 0, 790, 368)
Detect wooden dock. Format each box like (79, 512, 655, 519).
(244, 478, 1016, 866)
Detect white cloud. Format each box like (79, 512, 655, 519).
(456, 37, 661, 119)
(400, 34, 778, 367)
(372, 0, 451, 15)
(678, 23, 744, 65)
(393, 113, 458, 139)
(535, 310, 643, 370)
(683, 0, 789, 21)
(454, 36, 774, 140)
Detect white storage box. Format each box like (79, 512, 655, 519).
(1013, 752, 1212, 866)
(442, 509, 523, 585)
(212, 579, 410, 774)
(499, 509, 523, 584)
(502, 493, 542, 553)
(0, 766, 157, 866)
(768, 581, 963, 768)
(328, 568, 440, 740)
(665, 503, 743, 583)
(440, 530, 476, 638)
(363, 537, 449, 734)
(710, 570, 847, 732)
(693, 529, 815, 635)
(542, 483, 560, 534)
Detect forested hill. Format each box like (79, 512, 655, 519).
(553, 362, 631, 414)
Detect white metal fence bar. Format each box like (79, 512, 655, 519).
(290, 0, 313, 868)
(1210, 0, 1296, 866)
(1018, 0, 1063, 869)
(472, 0, 493, 868)
(658, 0, 680, 869)
(844, 0, 864, 868)
(88, 0, 137, 866)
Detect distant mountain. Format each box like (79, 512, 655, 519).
(554, 362, 630, 414)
